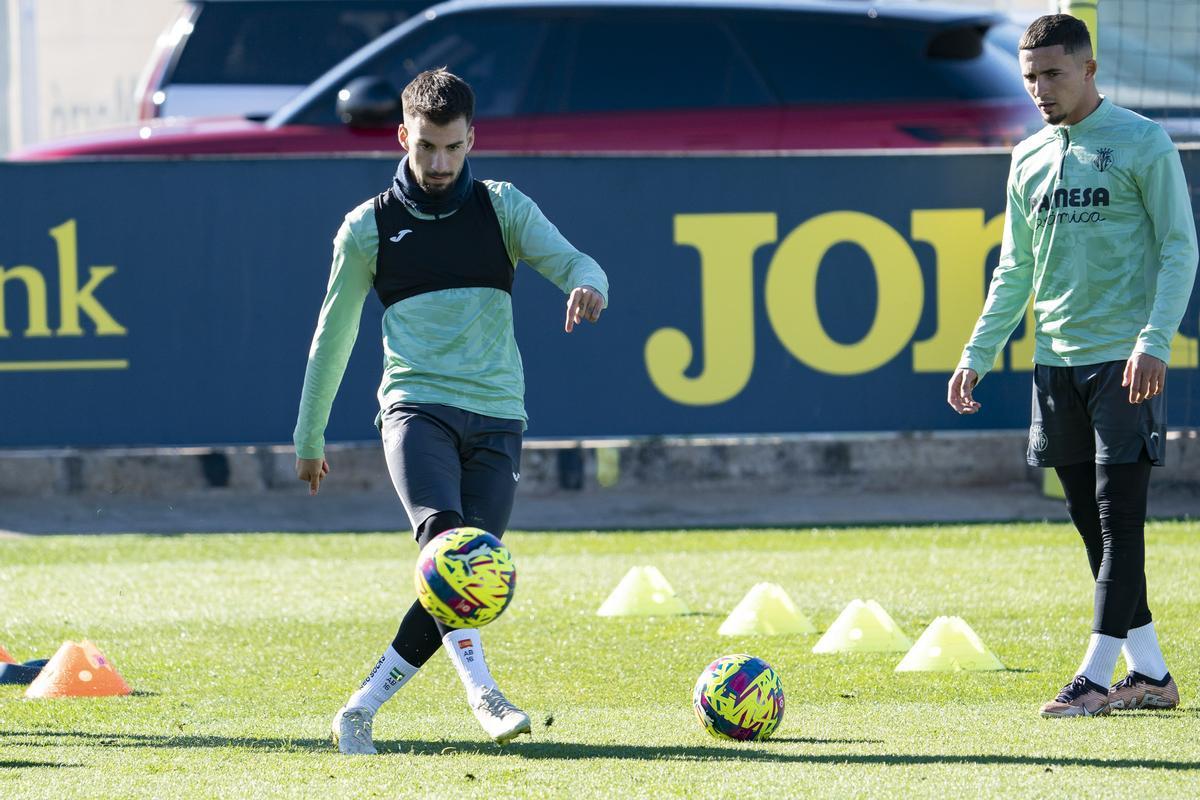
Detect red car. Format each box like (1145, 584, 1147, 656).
(12, 0, 1041, 159)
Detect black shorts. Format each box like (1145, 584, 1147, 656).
(380, 403, 523, 540)
(1027, 361, 1166, 468)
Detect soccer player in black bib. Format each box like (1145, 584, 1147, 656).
(293, 69, 609, 752)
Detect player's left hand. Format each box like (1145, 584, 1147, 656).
(565, 285, 604, 333)
(1123, 351, 1166, 404)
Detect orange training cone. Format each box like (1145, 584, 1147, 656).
(0, 645, 14, 664)
(25, 640, 132, 698)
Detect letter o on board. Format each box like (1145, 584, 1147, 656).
(764, 211, 924, 376)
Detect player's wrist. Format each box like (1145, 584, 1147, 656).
(1132, 344, 1169, 366)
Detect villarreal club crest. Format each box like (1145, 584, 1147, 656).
(415, 528, 517, 628)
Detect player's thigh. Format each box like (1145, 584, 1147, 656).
(459, 416, 523, 537)
(1028, 365, 1095, 467)
(1086, 362, 1165, 465)
(381, 403, 465, 534)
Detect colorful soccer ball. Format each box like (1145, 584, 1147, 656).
(692, 654, 785, 741)
(414, 527, 516, 628)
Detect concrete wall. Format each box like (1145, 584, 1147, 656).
(4, 0, 178, 153)
(3, 430, 1198, 499)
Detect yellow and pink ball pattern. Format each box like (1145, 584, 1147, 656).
(414, 528, 516, 629)
(692, 654, 784, 741)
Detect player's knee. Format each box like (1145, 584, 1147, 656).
(417, 510, 465, 545)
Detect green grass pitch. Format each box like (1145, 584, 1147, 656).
(3, 522, 1199, 799)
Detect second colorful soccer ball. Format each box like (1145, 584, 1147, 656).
(692, 654, 785, 741)
(414, 527, 516, 628)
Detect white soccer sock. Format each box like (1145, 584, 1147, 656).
(345, 647, 418, 714)
(442, 629, 497, 704)
(1077, 633, 1124, 687)
(1123, 622, 1169, 681)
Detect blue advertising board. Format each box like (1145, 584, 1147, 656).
(0, 151, 1197, 448)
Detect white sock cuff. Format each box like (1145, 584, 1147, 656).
(442, 628, 481, 650)
(347, 646, 419, 714)
(1078, 633, 1124, 687)
(442, 628, 496, 701)
(1123, 622, 1169, 680)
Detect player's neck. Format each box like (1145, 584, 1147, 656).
(1062, 93, 1103, 127)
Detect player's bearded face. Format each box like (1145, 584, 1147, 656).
(1020, 45, 1096, 126)
(399, 114, 475, 197)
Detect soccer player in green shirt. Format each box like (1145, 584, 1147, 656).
(948, 15, 1197, 717)
(293, 69, 609, 753)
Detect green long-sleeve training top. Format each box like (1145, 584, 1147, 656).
(959, 97, 1198, 380)
(294, 179, 610, 460)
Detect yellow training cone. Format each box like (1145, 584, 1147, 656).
(812, 599, 911, 653)
(718, 583, 816, 636)
(895, 616, 1005, 672)
(597, 566, 689, 617)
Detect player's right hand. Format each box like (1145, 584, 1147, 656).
(947, 368, 982, 415)
(565, 285, 604, 333)
(296, 457, 330, 495)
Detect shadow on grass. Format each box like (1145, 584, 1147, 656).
(4, 730, 1200, 770)
(0, 759, 80, 769)
(762, 736, 883, 745)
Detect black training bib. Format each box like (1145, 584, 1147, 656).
(372, 180, 513, 308)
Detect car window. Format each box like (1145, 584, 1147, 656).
(548, 14, 773, 113)
(292, 11, 552, 124)
(171, 1, 422, 85)
(985, 20, 1024, 59)
(730, 14, 1027, 103)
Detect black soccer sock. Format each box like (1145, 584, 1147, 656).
(1092, 459, 1153, 637)
(1056, 461, 1152, 632)
(389, 510, 465, 667)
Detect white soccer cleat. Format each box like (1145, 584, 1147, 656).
(470, 686, 531, 744)
(331, 706, 378, 755)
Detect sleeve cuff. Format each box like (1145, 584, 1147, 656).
(1133, 339, 1171, 365)
(957, 355, 992, 382)
(293, 433, 325, 461)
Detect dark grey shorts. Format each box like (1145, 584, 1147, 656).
(380, 403, 523, 539)
(1027, 361, 1166, 467)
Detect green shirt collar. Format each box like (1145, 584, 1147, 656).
(1062, 95, 1111, 136)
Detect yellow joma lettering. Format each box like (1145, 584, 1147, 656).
(766, 211, 923, 376)
(645, 213, 776, 405)
(649, 210, 1198, 405)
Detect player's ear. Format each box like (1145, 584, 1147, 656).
(398, 124, 409, 151)
(465, 126, 475, 154)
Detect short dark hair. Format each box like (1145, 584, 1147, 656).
(401, 68, 475, 126)
(1020, 14, 1092, 54)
